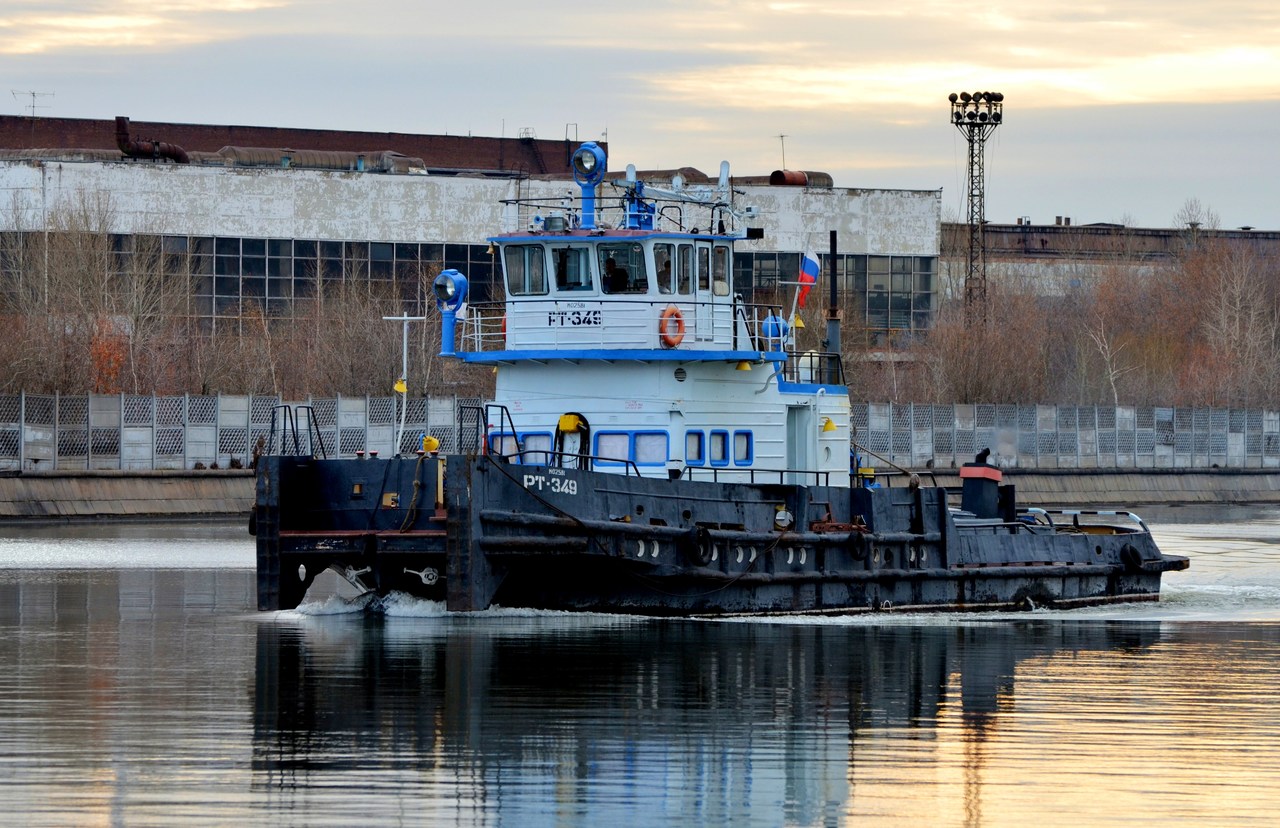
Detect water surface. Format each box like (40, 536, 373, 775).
(0, 507, 1277, 826)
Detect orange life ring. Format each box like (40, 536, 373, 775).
(659, 305, 685, 348)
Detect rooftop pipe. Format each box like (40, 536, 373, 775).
(114, 116, 189, 164)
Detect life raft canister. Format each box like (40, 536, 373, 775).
(659, 305, 685, 348)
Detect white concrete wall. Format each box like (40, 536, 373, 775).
(0, 159, 941, 257)
(736, 185, 940, 256)
(0, 159, 519, 243)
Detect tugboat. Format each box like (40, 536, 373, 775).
(253, 141, 1188, 614)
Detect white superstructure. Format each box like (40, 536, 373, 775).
(437, 143, 851, 486)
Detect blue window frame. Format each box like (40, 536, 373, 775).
(522, 432, 553, 465)
(733, 430, 754, 466)
(594, 431, 670, 467)
(633, 432, 669, 466)
(488, 431, 553, 464)
(595, 431, 631, 466)
(709, 430, 729, 467)
(488, 431, 519, 458)
(685, 430, 705, 465)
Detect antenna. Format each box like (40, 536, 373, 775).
(777, 134, 788, 169)
(947, 90, 1004, 323)
(12, 90, 53, 118)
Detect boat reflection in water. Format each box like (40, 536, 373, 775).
(252, 614, 1167, 825)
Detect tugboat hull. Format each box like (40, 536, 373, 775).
(254, 454, 1188, 615)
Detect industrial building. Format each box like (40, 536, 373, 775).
(0, 114, 941, 340)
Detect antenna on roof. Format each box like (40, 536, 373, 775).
(11, 90, 53, 119)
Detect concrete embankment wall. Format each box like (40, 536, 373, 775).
(0, 470, 254, 523)
(0, 468, 1276, 524)
(920, 469, 1280, 507)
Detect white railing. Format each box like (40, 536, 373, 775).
(459, 299, 786, 353)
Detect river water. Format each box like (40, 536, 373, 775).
(1, 505, 1278, 827)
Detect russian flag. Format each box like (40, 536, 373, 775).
(798, 251, 820, 307)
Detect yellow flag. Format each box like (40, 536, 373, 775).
(393, 378, 407, 394)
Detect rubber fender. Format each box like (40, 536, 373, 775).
(848, 532, 867, 561)
(1119, 543, 1143, 574)
(681, 527, 714, 567)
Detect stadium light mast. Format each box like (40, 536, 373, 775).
(948, 90, 1003, 321)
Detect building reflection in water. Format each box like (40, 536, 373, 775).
(252, 615, 1164, 825)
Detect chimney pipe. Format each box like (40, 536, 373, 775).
(114, 116, 190, 164)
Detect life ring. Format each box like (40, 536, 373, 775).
(659, 305, 685, 348)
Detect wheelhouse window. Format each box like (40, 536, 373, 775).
(599, 243, 647, 294)
(504, 245, 548, 296)
(655, 243, 675, 294)
(677, 244, 694, 295)
(698, 246, 711, 292)
(712, 245, 731, 296)
(553, 246, 594, 292)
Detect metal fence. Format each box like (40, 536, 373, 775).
(0, 393, 479, 471)
(852, 403, 1280, 470)
(3, 393, 1280, 471)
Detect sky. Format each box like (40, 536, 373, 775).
(3, 0, 1279, 230)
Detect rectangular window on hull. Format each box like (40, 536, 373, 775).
(596, 432, 630, 464)
(634, 432, 669, 466)
(686, 431, 705, 465)
(734, 431, 753, 465)
(487, 431, 553, 464)
(710, 430, 729, 466)
(523, 433, 552, 465)
(594, 431, 671, 467)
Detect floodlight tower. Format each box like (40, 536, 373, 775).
(948, 91, 1003, 320)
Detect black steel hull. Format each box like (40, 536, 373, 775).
(254, 454, 1188, 615)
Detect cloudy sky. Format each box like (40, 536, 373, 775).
(3, 1, 1278, 229)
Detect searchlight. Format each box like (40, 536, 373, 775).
(571, 142, 607, 230)
(433, 269, 469, 357)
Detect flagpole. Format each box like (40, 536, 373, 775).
(787, 289, 800, 351)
